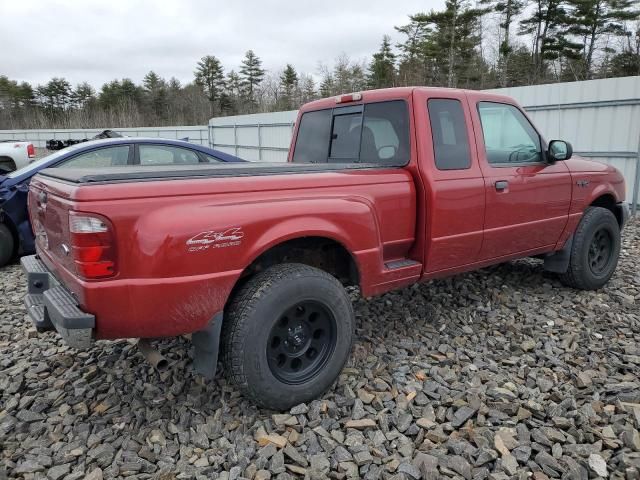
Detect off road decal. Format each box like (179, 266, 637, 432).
(187, 227, 244, 252)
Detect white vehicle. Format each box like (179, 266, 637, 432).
(0, 141, 35, 172)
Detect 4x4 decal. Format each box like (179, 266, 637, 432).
(187, 227, 244, 252)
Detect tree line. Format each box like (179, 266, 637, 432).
(0, 0, 638, 130)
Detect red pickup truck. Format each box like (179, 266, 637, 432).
(23, 87, 629, 409)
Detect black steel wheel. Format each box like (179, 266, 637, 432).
(559, 206, 621, 290)
(587, 228, 613, 276)
(267, 300, 337, 385)
(222, 263, 354, 410)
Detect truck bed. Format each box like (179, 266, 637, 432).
(37, 162, 386, 184)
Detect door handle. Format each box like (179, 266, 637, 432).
(495, 180, 509, 191)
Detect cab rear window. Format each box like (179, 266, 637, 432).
(292, 100, 410, 166)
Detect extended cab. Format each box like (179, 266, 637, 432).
(22, 87, 629, 409)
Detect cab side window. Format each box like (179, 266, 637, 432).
(427, 99, 471, 170)
(477, 102, 542, 165)
(292, 100, 410, 165)
(58, 145, 130, 168)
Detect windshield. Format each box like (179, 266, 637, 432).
(7, 143, 85, 178)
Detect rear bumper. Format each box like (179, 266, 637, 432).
(21, 255, 95, 349)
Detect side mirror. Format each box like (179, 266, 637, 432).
(548, 140, 573, 162)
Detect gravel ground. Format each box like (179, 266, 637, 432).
(1, 220, 639, 480)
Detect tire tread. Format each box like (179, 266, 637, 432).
(221, 263, 352, 408)
(559, 206, 620, 290)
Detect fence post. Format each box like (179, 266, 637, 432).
(258, 124, 262, 162)
(632, 131, 640, 216)
(234, 124, 239, 157)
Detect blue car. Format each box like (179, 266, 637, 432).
(0, 137, 244, 266)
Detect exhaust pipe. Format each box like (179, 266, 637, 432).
(137, 339, 169, 371)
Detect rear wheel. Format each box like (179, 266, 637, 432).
(222, 263, 354, 410)
(559, 207, 620, 290)
(0, 158, 16, 173)
(0, 223, 14, 267)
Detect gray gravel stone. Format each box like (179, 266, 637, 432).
(1, 219, 638, 479)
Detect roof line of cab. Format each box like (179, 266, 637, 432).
(299, 86, 517, 112)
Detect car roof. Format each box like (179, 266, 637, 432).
(56, 137, 242, 162)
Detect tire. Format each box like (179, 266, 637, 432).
(0, 223, 14, 267)
(559, 206, 621, 290)
(0, 158, 16, 173)
(222, 263, 354, 410)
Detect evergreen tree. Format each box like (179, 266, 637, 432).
(194, 55, 226, 114)
(568, 0, 640, 78)
(299, 74, 317, 104)
(239, 50, 265, 102)
(319, 72, 335, 97)
(223, 70, 242, 114)
(519, 0, 582, 82)
(279, 64, 299, 110)
(143, 71, 168, 119)
(481, 0, 526, 85)
(72, 82, 96, 109)
(397, 0, 488, 88)
(367, 35, 397, 89)
(37, 77, 72, 111)
(604, 27, 640, 76)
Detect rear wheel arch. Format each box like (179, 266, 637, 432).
(0, 156, 16, 172)
(229, 235, 361, 302)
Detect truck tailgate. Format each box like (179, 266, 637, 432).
(28, 176, 77, 275)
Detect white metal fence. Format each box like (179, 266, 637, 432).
(208, 111, 298, 162)
(0, 126, 209, 148)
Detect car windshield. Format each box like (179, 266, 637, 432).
(6, 144, 86, 178)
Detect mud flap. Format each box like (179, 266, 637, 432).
(543, 235, 573, 273)
(192, 312, 223, 379)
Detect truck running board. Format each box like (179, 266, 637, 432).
(384, 259, 421, 270)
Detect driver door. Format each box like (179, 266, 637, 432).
(467, 96, 572, 260)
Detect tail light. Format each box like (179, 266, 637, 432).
(68, 212, 117, 279)
(27, 143, 35, 158)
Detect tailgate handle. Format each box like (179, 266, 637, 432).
(38, 191, 47, 204)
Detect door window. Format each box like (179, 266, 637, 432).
(139, 145, 201, 165)
(58, 145, 130, 168)
(427, 99, 472, 170)
(477, 102, 542, 165)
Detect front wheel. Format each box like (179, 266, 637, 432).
(559, 207, 621, 290)
(222, 263, 354, 410)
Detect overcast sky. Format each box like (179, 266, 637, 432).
(2, 0, 445, 89)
